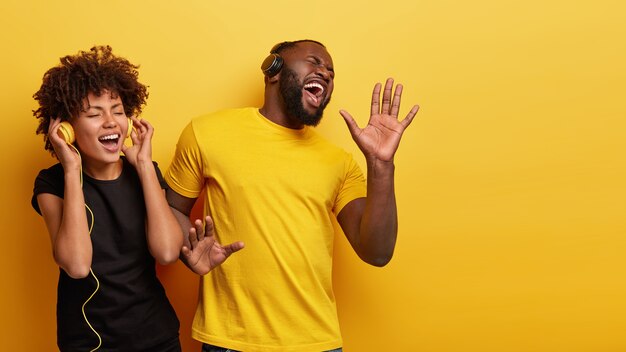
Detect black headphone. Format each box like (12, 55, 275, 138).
(260, 42, 288, 77)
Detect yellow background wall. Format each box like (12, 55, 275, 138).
(1, 0, 625, 351)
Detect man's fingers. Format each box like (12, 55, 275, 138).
(190, 218, 205, 245)
(390, 84, 403, 118)
(181, 246, 191, 258)
(339, 110, 360, 138)
(371, 82, 382, 116)
(381, 78, 394, 115)
(196, 218, 207, 241)
(224, 241, 245, 255)
(400, 104, 420, 129)
(188, 227, 199, 248)
(204, 216, 215, 238)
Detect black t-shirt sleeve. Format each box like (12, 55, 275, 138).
(31, 163, 64, 215)
(153, 161, 169, 190)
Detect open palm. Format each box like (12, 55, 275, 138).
(340, 78, 419, 162)
(182, 216, 244, 275)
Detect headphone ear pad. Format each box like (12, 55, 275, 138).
(57, 121, 75, 144)
(127, 118, 133, 138)
(261, 53, 283, 77)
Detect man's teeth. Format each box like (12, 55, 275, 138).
(99, 134, 119, 141)
(304, 82, 324, 96)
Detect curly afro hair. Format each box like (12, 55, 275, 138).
(33, 45, 148, 156)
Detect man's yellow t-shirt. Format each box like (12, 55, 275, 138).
(165, 108, 366, 351)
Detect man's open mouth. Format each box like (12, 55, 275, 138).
(304, 82, 325, 104)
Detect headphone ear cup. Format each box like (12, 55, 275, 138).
(57, 121, 75, 144)
(261, 53, 283, 77)
(126, 118, 133, 138)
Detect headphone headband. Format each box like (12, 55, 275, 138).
(270, 41, 290, 54)
(261, 40, 324, 77)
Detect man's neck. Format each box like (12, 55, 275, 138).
(259, 105, 304, 130)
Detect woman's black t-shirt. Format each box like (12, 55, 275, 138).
(32, 158, 180, 351)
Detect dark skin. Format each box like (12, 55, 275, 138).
(338, 77, 419, 265)
(168, 41, 418, 272)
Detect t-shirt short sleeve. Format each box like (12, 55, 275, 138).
(164, 122, 206, 198)
(333, 153, 366, 215)
(153, 161, 168, 190)
(31, 164, 64, 215)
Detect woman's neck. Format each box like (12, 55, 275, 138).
(82, 158, 124, 180)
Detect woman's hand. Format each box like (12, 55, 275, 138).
(48, 118, 81, 172)
(122, 116, 153, 167)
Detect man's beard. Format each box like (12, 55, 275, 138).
(279, 67, 330, 126)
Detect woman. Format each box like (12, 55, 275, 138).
(31, 45, 183, 351)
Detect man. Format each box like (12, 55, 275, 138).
(165, 40, 419, 352)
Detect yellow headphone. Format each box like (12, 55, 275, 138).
(57, 118, 133, 144)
